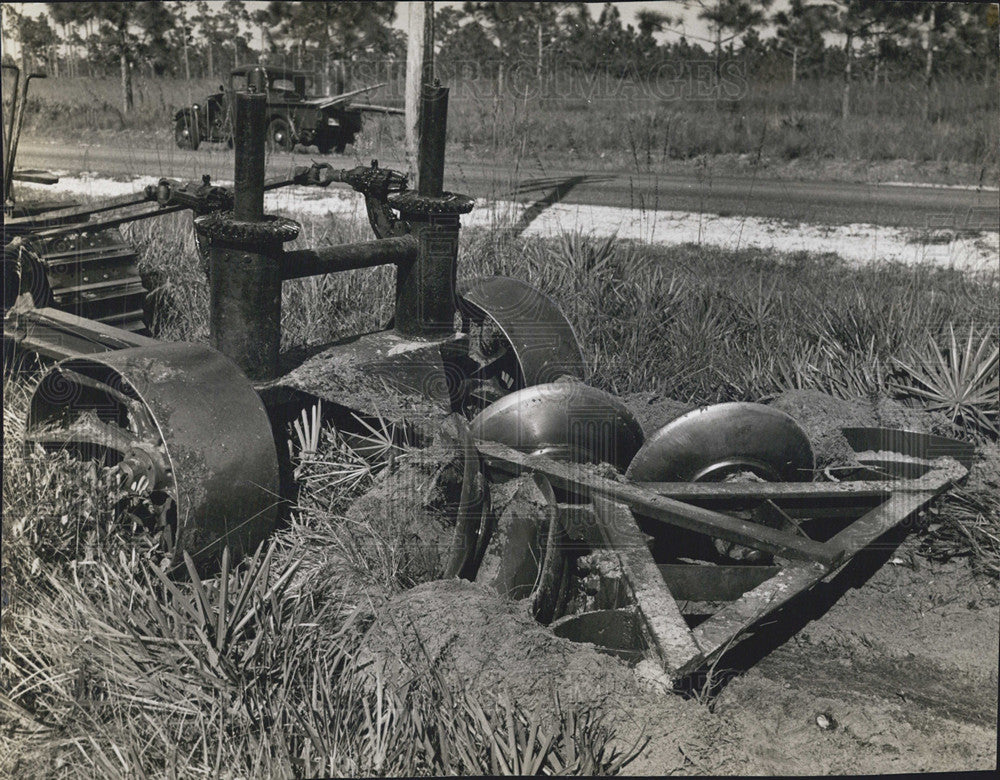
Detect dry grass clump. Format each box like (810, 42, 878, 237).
(923, 486, 1000, 577)
(1, 379, 641, 777)
(3, 201, 998, 773)
(22, 74, 999, 172)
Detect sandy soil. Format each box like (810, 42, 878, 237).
(353, 543, 997, 775)
(20, 176, 1000, 275)
(343, 389, 998, 775)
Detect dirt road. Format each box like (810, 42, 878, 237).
(16, 140, 999, 231)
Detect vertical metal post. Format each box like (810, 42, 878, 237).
(418, 82, 448, 197)
(194, 70, 300, 380)
(234, 78, 266, 222)
(391, 82, 472, 339)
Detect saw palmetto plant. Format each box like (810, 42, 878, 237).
(892, 323, 999, 439)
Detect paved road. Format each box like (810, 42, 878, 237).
(16, 141, 999, 231)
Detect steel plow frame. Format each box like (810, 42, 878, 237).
(475, 440, 968, 681)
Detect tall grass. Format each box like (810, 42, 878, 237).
(3, 202, 998, 774)
(125, 207, 998, 421)
(19, 73, 999, 171)
(0, 533, 639, 777)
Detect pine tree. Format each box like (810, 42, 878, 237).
(772, 0, 832, 84)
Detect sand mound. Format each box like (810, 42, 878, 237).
(342, 436, 478, 584)
(357, 579, 639, 711)
(768, 389, 951, 467)
(967, 442, 1000, 495)
(355, 578, 724, 774)
(619, 392, 697, 437)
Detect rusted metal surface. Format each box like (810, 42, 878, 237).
(443, 418, 484, 580)
(281, 234, 417, 279)
(194, 89, 301, 380)
(27, 343, 280, 572)
(530, 474, 573, 624)
(390, 207, 463, 338)
(196, 215, 294, 381)
(626, 402, 815, 483)
(656, 563, 782, 602)
(260, 328, 468, 425)
(7, 305, 156, 360)
(840, 427, 976, 479)
(551, 608, 646, 662)
(476, 431, 966, 679)
(634, 479, 888, 520)
(591, 496, 704, 677)
(340, 161, 409, 238)
(388, 83, 474, 339)
(8, 227, 148, 332)
(459, 276, 587, 387)
(477, 441, 837, 565)
(417, 82, 448, 198)
(4, 191, 154, 231)
(692, 562, 827, 662)
(234, 80, 266, 222)
(475, 475, 551, 601)
(842, 427, 976, 469)
(153, 175, 235, 215)
(471, 383, 644, 472)
(823, 459, 966, 564)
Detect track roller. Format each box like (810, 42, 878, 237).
(27, 342, 280, 572)
(459, 276, 586, 410)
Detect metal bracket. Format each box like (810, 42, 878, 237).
(476, 439, 966, 681)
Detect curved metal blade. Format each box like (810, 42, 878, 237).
(459, 276, 586, 386)
(471, 381, 644, 472)
(626, 402, 815, 483)
(841, 427, 975, 479)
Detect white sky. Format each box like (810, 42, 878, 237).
(4, 1, 733, 54)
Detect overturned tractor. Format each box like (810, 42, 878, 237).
(6, 73, 974, 683)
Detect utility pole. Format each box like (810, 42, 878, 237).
(405, 2, 435, 188)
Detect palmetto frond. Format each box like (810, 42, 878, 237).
(892, 323, 999, 437)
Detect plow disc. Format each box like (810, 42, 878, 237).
(626, 402, 815, 483)
(472, 397, 969, 681)
(27, 342, 280, 571)
(459, 276, 587, 406)
(470, 381, 644, 472)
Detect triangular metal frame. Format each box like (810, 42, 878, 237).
(476, 440, 967, 680)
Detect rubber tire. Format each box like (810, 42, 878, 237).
(175, 117, 199, 150)
(267, 117, 294, 152)
(335, 132, 355, 154)
(317, 131, 348, 155)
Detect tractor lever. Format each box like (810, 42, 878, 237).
(295, 159, 408, 197)
(294, 160, 410, 239)
(150, 175, 234, 215)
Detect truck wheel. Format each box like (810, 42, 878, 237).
(266, 117, 294, 152)
(175, 117, 199, 150)
(316, 131, 347, 155)
(335, 131, 357, 154)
